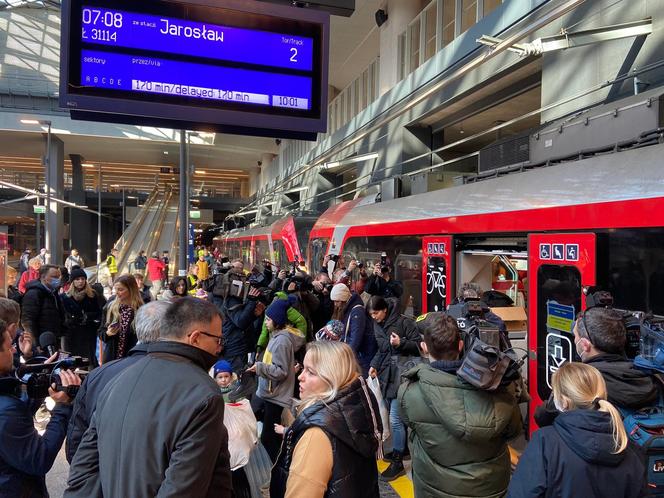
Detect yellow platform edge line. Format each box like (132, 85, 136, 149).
(377, 459, 415, 498)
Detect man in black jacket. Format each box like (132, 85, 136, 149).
(65, 297, 232, 498)
(535, 306, 659, 426)
(65, 300, 169, 462)
(220, 286, 261, 373)
(20, 265, 64, 343)
(366, 263, 403, 300)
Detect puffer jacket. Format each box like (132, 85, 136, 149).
(270, 377, 381, 498)
(398, 361, 522, 498)
(341, 293, 377, 373)
(21, 280, 64, 338)
(369, 298, 421, 399)
(508, 410, 646, 498)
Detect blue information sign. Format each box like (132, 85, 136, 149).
(546, 301, 576, 333)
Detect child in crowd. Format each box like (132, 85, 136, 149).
(213, 359, 238, 403)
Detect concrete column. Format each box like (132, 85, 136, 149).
(46, 135, 64, 264)
(378, 0, 424, 96)
(69, 154, 89, 261)
(248, 166, 260, 197)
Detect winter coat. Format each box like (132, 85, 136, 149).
(19, 251, 30, 273)
(535, 353, 660, 427)
(270, 377, 381, 498)
(369, 298, 421, 399)
(138, 285, 152, 304)
(220, 295, 257, 360)
(134, 255, 147, 270)
(61, 291, 105, 362)
(20, 280, 65, 338)
(256, 327, 303, 409)
(508, 410, 646, 498)
(64, 255, 84, 273)
(64, 341, 232, 498)
(0, 377, 72, 498)
(145, 257, 165, 283)
(257, 292, 307, 350)
(398, 361, 522, 498)
(66, 344, 148, 463)
(18, 268, 39, 294)
(341, 293, 377, 373)
(97, 302, 137, 364)
(366, 275, 403, 300)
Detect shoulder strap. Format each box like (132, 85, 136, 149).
(343, 304, 364, 342)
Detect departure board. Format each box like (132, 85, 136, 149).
(60, 0, 330, 138)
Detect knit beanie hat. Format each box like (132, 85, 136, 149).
(266, 299, 290, 327)
(315, 320, 345, 341)
(330, 283, 352, 302)
(70, 268, 87, 281)
(213, 359, 233, 376)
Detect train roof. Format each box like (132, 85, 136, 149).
(313, 142, 664, 233)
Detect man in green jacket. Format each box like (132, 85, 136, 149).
(397, 312, 522, 498)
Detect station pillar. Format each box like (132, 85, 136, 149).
(46, 135, 65, 264)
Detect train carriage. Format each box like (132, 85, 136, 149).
(308, 141, 664, 430)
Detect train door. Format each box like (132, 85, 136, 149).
(421, 236, 453, 313)
(528, 233, 596, 430)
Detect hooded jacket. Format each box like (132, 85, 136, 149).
(535, 353, 660, 427)
(256, 327, 304, 409)
(369, 298, 421, 399)
(508, 410, 646, 498)
(398, 361, 522, 498)
(342, 293, 377, 372)
(220, 295, 257, 360)
(270, 377, 381, 498)
(257, 292, 307, 350)
(21, 280, 64, 338)
(64, 341, 232, 498)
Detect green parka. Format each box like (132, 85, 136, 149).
(397, 362, 522, 498)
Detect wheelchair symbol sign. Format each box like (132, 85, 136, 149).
(539, 244, 551, 260)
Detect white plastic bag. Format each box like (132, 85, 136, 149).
(366, 376, 391, 441)
(224, 399, 258, 470)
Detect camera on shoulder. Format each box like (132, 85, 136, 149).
(15, 356, 89, 399)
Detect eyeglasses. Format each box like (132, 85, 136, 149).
(188, 330, 223, 345)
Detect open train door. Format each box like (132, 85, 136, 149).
(527, 233, 596, 432)
(421, 236, 453, 314)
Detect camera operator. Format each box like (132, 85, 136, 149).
(220, 284, 262, 374)
(366, 262, 403, 300)
(311, 272, 334, 332)
(284, 272, 319, 340)
(0, 320, 81, 498)
(335, 259, 368, 294)
(455, 282, 510, 346)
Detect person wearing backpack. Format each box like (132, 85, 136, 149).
(535, 307, 660, 427)
(509, 362, 646, 498)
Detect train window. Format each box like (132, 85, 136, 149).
(255, 239, 270, 266)
(272, 240, 289, 268)
(310, 238, 329, 273)
(596, 229, 664, 315)
(343, 235, 423, 315)
(536, 264, 582, 402)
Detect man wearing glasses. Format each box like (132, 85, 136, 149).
(65, 297, 231, 498)
(535, 306, 659, 427)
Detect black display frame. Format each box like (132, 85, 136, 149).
(59, 0, 329, 139)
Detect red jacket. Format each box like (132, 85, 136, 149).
(18, 268, 39, 294)
(146, 258, 165, 282)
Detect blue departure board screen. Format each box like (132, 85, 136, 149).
(60, 0, 330, 138)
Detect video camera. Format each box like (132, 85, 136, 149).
(15, 356, 89, 399)
(447, 299, 526, 390)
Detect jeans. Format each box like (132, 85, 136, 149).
(389, 397, 406, 453)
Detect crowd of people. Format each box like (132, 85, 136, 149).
(0, 245, 660, 497)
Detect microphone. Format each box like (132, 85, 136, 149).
(39, 331, 58, 357)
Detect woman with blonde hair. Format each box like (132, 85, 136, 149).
(98, 274, 143, 363)
(508, 362, 645, 498)
(62, 268, 106, 366)
(270, 341, 382, 498)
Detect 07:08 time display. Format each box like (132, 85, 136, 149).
(82, 8, 122, 42)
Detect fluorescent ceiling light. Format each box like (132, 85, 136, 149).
(20, 119, 40, 125)
(110, 184, 120, 187)
(82, 163, 95, 168)
(323, 152, 379, 169)
(195, 170, 206, 174)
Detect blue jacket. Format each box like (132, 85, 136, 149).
(508, 409, 646, 498)
(0, 378, 72, 498)
(220, 295, 257, 359)
(342, 293, 377, 372)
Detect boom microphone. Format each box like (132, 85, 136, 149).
(39, 331, 58, 357)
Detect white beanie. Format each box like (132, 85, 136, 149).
(330, 283, 352, 302)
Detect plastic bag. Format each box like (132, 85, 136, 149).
(366, 376, 391, 441)
(224, 399, 258, 470)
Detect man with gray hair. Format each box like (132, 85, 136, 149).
(65, 297, 231, 498)
(65, 300, 170, 462)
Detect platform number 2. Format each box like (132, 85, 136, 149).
(290, 48, 298, 63)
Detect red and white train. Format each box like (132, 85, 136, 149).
(218, 142, 664, 428)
